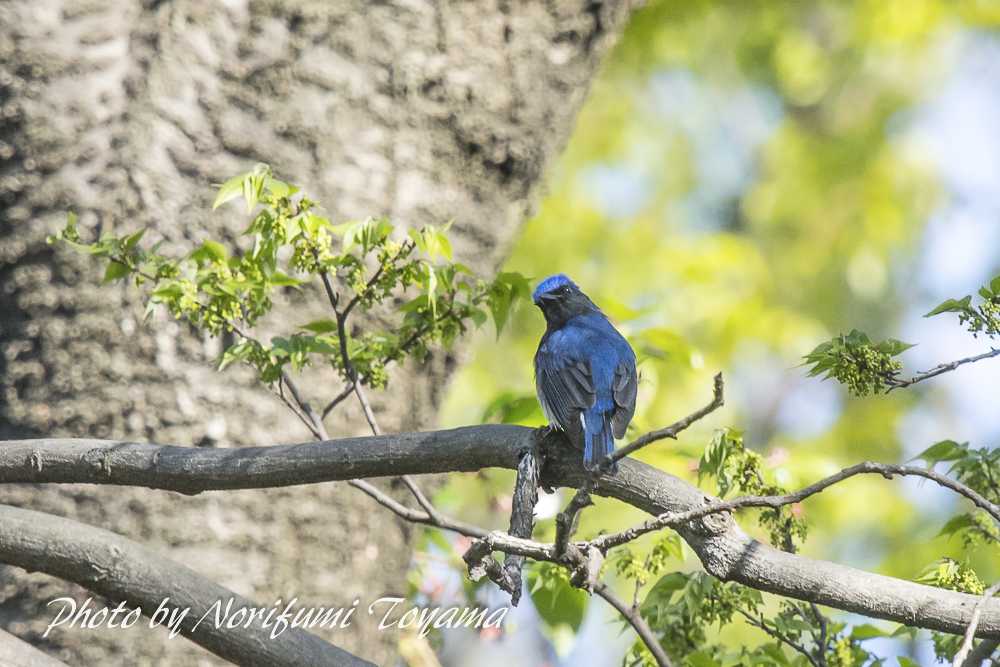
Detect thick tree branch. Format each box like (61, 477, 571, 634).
(0, 505, 371, 666)
(2, 428, 999, 638)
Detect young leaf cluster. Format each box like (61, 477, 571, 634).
(925, 274, 1000, 338)
(698, 429, 808, 552)
(802, 330, 913, 397)
(49, 164, 529, 389)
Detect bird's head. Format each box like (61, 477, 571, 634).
(533, 274, 598, 326)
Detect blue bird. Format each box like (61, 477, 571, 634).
(533, 274, 638, 472)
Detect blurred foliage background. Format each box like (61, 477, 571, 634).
(415, 1, 1000, 664)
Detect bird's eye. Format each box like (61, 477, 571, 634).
(559, 286, 570, 294)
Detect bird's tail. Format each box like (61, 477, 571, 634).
(583, 408, 617, 473)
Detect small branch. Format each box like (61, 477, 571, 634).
(347, 479, 487, 539)
(554, 482, 595, 557)
(594, 581, 674, 667)
(809, 603, 829, 667)
(605, 373, 724, 468)
(887, 348, 1000, 391)
(341, 240, 413, 319)
(321, 381, 357, 420)
(503, 447, 541, 605)
(955, 582, 1000, 667)
(593, 460, 1000, 552)
(738, 609, 820, 667)
(962, 639, 999, 667)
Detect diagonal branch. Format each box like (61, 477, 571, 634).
(594, 581, 674, 667)
(604, 372, 724, 468)
(954, 582, 1000, 667)
(887, 348, 1000, 391)
(0, 505, 371, 667)
(592, 460, 1000, 552)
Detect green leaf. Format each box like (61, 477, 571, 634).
(850, 623, 886, 640)
(875, 338, 915, 356)
(481, 393, 542, 424)
(991, 275, 1000, 295)
(525, 566, 588, 632)
(269, 271, 302, 288)
(102, 261, 130, 284)
(212, 174, 245, 210)
(937, 513, 977, 538)
(925, 296, 972, 317)
(912, 440, 967, 465)
(684, 652, 721, 667)
(124, 229, 146, 250)
(190, 240, 228, 265)
(300, 319, 338, 334)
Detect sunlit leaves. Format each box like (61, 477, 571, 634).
(925, 273, 1000, 338)
(802, 329, 913, 397)
(698, 428, 808, 552)
(51, 165, 529, 390)
(916, 557, 985, 595)
(525, 562, 588, 633)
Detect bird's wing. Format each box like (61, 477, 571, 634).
(536, 351, 596, 432)
(611, 359, 638, 439)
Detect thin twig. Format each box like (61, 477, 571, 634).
(887, 348, 1000, 392)
(592, 460, 1000, 552)
(738, 609, 820, 667)
(955, 582, 1000, 667)
(604, 373, 724, 468)
(321, 381, 357, 420)
(554, 482, 595, 556)
(809, 603, 829, 667)
(594, 581, 674, 667)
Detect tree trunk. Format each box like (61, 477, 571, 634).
(0, 0, 636, 663)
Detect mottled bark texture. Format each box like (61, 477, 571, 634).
(0, 1, 636, 663)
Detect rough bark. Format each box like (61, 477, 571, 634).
(2, 429, 998, 639)
(0, 1, 637, 662)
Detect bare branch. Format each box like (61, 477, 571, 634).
(605, 372, 724, 468)
(737, 609, 820, 667)
(887, 348, 1000, 391)
(4, 429, 1000, 638)
(955, 582, 1000, 667)
(554, 483, 595, 556)
(0, 505, 371, 666)
(503, 447, 542, 605)
(594, 581, 674, 667)
(322, 382, 357, 420)
(593, 460, 1000, 552)
(962, 639, 999, 667)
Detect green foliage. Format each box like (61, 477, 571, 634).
(913, 440, 1000, 548)
(925, 273, 1000, 338)
(802, 330, 913, 397)
(916, 557, 985, 595)
(698, 429, 808, 552)
(50, 165, 528, 389)
(526, 561, 589, 632)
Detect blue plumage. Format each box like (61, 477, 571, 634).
(533, 274, 637, 471)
